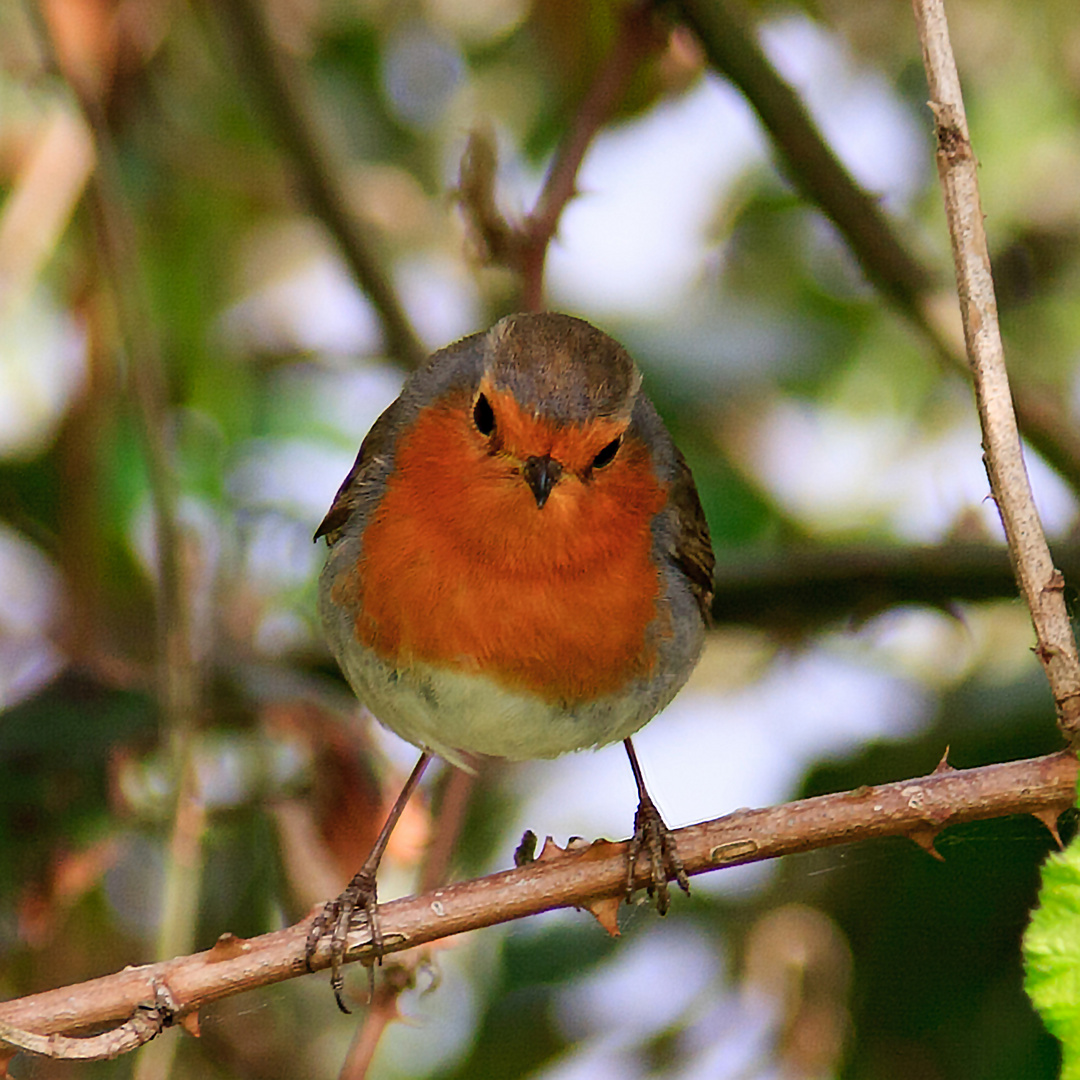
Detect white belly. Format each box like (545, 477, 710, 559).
(332, 642, 679, 767)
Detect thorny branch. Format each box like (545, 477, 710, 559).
(0, 750, 1074, 1060)
(912, 0, 1080, 742)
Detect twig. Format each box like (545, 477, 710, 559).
(519, 2, 665, 310)
(458, 2, 665, 311)
(29, 0, 201, 755)
(671, 0, 1080, 494)
(214, 0, 426, 368)
(912, 0, 1080, 741)
(339, 754, 477, 1069)
(0, 1007, 166, 1062)
(0, 749, 1073, 1056)
(26, 10, 197, 733)
(338, 961, 415, 1080)
(85, 113, 201, 1080)
(418, 765, 476, 894)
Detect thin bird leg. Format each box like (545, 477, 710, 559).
(623, 737, 689, 914)
(305, 750, 433, 1012)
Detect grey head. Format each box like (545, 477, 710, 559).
(481, 313, 644, 425)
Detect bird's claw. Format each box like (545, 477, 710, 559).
(626, 794, 689, 914)
(305, 868, 382, 1013)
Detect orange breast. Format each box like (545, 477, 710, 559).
(340, 395, 668, 704)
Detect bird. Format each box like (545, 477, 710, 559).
(307, 312, 715, 1009)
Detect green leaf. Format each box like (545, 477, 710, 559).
(1025, 800, 1080, 1078)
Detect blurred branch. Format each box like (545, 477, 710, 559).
(458, 2, 665, 311)
(214, 0, 426, 368)
(0, 749, 1074, 1060)
(30, 7, 209, 1077)
(519, 2, 664, 310)
(912, 0, 1080, 743)
(418, 764, 476, 895)
(670, 0, 1080, 494)
(672, 0, 930, 311)
(338, 962, 415, 1079)
(26, 10, 195, 719)
(711, 541, 1080, 632)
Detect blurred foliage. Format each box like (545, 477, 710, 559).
(0, 0, 1078, 1077)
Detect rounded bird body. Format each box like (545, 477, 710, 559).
(317, 312, 714, 765)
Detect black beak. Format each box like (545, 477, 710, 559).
(522, 454, 563, 509)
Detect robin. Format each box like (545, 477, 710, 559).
(307, 312, 714, 1009)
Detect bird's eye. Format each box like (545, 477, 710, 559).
(473, 393, 495, 436)
(591, 436, 622, 470)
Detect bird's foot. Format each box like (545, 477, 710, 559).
(305, 867, 381, 1013)
(626, 793, 689, 914)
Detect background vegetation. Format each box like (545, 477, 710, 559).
(0, 0, 1078, 1076)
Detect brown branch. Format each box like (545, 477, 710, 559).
(670, 0, 1080, 495)
(0, 1006, 167, 1062)
(339, 961, 416, 1079)
(912, 1, 1080, 742)
(213, 0, 427, 368)
(419, 765, 476, 895)
(458, 2, 665, 311)
(0, 750, 1074, 1058)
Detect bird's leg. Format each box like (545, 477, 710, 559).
(305, 750, 433, 1013)
(623, 737, 689, 913)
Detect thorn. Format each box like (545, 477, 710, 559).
(536, 836, 566, 861)
(932, 746, 955, 774)
(1033, 642, 1061, 663)
(180, 1011, 201, 1038)
(569, 838, 623, 935)
(207, 931, 249, 962)
(909, 827, 945, 861)
(533, 836, 627, 934)
(1032, 807, 1066, 849)
(584, 895, 622, 937)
